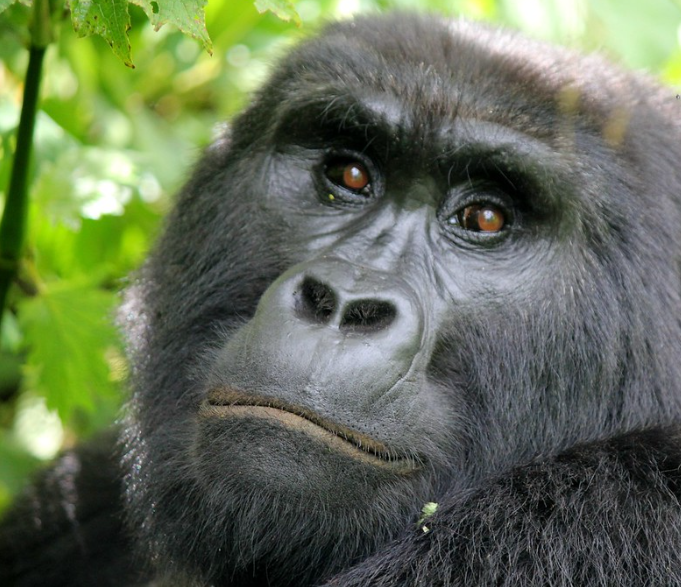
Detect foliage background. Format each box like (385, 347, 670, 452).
(0, 0, 680, 512)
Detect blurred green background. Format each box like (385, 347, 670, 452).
(1, 0, 680, 512)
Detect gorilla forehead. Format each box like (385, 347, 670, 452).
(251, 14, 647, 145)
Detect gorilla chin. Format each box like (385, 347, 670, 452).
(200, 386, 423, 473)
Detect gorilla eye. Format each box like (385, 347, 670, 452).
(323, 157, 374, 202)
(454, 204, 506, 233)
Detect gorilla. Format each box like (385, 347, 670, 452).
(2, 12, 681, 587)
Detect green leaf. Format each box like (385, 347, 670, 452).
(254, 0, 300, 26)
(0, 0, 30, 16)
(18, 283, 121, 423)
(69, 0, 134, 67)
(131, 0, 212, 53)
(0, 434, 39, 512)
(0, 0, 15, 15)
(417, 501, 439, 532)
(68, 0, 212, 67)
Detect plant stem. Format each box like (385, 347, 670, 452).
(0, 0, 54, 333)
(0, 25, 49, 333)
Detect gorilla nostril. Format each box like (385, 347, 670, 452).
(297, 277, 337, 324)
(339, 300, 396, 333)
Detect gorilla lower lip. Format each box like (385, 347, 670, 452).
(201, 387, 420, 472)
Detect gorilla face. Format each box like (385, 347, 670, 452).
(121, 14, 681, 587)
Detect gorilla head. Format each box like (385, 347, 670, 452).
(120, 13, 681, 587)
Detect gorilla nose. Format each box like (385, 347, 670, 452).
(283, 256, 423, 343)
(212, 257, 427, 404)
(296, 275, 397, 333)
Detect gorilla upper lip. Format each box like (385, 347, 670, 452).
(201, 386, 421, 472)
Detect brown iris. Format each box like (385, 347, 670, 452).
(456, 204, 505, 233)
(326, 160, 371, 193)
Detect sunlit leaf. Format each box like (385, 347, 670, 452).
(69, 0, 212, 66)
(0, 0, 15, 15)
(19, 283, 120, 423)
(13, 395, 64, 459)
(69, 0, 134, 67)
(0, 0, 31, 45)
(32, 146, 146, 228)
(417, 501, 439, 525)
(131, 0, 212, 53)
(254, 0, 300, 26)
(0, 0, 30, 16)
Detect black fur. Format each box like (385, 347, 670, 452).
(3, 13, 681, 587)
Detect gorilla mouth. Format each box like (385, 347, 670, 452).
(200, 387, 420, 473)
